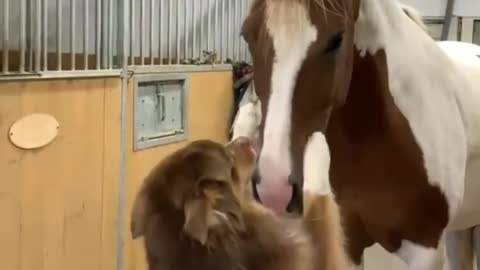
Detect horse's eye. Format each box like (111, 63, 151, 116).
(324, 31, 344, 54)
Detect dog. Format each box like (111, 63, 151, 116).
(130, 135, 351, 270)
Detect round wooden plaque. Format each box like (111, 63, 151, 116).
(9, 113, 59, 150)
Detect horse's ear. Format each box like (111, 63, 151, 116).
(240, 0, 264, 43)
(332, 27, 355, 107)
(351, 0, 361, 21)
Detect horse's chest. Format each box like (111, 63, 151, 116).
(325, 110, 450, 247)
(327, 123, 435, 208)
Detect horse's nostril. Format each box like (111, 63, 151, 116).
(286, 182, 303, 214)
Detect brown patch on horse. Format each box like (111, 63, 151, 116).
(131, 137, 352, 270)
(325, 49, 449, 263)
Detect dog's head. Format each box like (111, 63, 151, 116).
(131, 136, 257, 250)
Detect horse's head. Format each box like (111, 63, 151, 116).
(241, 0, 360, 215)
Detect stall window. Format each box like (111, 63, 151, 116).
(474, 20, 480, 45)
(425, 21, 444, 40)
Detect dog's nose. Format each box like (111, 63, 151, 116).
(235, 136, 252, 147)
(233, 136, 257, 157)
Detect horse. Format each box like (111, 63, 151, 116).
(237, 0, 480, 269)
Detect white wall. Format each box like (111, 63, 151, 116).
(399, 0, 480, 17)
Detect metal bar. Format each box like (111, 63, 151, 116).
(168, 0, 172, 64)
(130, 63, 232, 73)
(176, 0, 180, 64)
(235, 0, 239, 61)
(184, 0, 188, 60)
(220, 0, 224, 63)
(28, 0, 33, 71)
(20, 0, 27, 72)
(42, 0, 48, 70)
(84, 0, 89, 69)
(33, 70, 122, 78)
(237, 0, 242, 61)
(0, 70, 122, 81)
(240, 0, 244, 61)
(242, 0, 248, 61)
(192, 0, 196, 59)
(116, 0, 129, 269)
(101, 0, 109, 68)
(228, 0, 232, 60)
(2, 0, 9, 73)
(36, 0, 41, 71)
(441, 0, 455, 40)
(207, 0, 211, 51)
(238, 0, 241, 61)
(71, 0, 76, 70)
(96, 0, 101, 69)
(108, 0, 113, 68)
(159, 0, 163, 64)
(199, 0, 203, 56)
(214, 0, 218, 57)
(241, 0, 244, 60)
(149, 0, 154, 65)
(140, 0, 144, 65)
(57, 0, 62, 70)
(129, 0, 134, 65)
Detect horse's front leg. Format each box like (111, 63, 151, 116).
(445, 229, 474, 270)
(301, 132, 353, 270)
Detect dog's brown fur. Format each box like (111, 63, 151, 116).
(131, 137, 351, 270)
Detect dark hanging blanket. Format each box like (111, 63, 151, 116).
(229, 61, 254, 139)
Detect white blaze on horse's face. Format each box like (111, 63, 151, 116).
(256, 0, 318, 214)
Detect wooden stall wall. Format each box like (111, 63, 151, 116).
(0, 70, 233, 270)
(0, 78, 121, 270)
(125, 70, 234, 270)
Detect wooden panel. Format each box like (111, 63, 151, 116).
(0, 78, 120, 270)
(125, 71, 234, 270)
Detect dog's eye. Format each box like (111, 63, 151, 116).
(324, 31, 344, 54)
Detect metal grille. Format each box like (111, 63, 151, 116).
(0, 0, 120, 77)
(0, 0, 252, 78)
(129, 0, 250, 66)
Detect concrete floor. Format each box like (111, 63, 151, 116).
(364, 244, 478, 270)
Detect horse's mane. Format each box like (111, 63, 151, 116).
(265, 0, 349, 21)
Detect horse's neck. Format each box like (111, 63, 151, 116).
(353, 0, 452, 86)
(355, 0, 414, 56)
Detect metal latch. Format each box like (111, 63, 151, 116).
(138, 129, 185, 141)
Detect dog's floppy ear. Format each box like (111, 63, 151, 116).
(183, 194, 219, 245)
(183, 174, 228, 244)
(181, 149, 245, 246)
(183, 179, 245, 246)
(131, 189, 150, 239)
